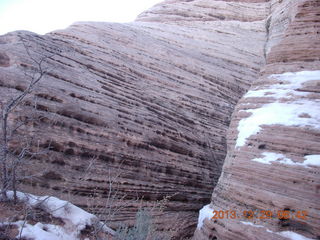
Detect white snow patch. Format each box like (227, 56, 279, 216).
(237, 70, 320, 148)
(277, 231, 314, 240)
(240, 222, 313, 239)
(270, 70, 320, 89)
(236, 100, 320, 147)
(240, 221, 274, 233)
(197, 204, 214, 229)
(303, 155, 320, 167)
(6, 191, 95, 233)
(240, 221, 265, 228)
(252, 152, 320, 168)
(245, 70, 320, 99)
(14, 221, 77, 240)
(252, 152, 292, 165)
(1, 191, 115, 240)
(244, 88, 306, 99)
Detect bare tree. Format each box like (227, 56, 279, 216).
(0, 37, 53, 201)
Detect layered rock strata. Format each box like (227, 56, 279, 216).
(0, 0, 269, 236)
(194, 0, 320, 239)
(3, 0, 318, 239)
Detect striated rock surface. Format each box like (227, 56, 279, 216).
(0, 0, 268, 237)
(194, 0, 320, 239)
(1, 0, 318, 239)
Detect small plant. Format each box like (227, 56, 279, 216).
(115, 208, 172, 240)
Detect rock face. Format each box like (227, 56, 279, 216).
(0, 0, 268, 236)
(0, 0, 268, 237)
(194, 0, 320, 239)
(0, 0, 318, 239)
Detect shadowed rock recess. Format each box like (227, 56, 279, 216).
(0, 0, 318, 239)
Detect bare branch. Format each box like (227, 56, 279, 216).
(1, 36, 54, 199)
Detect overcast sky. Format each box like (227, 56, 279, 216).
(0, 0, 161, 35)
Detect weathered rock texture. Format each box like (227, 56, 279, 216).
(0, 0, 268, 236)
(194, 0, 320, 239)
(0, 0, 318, 239)
(0, 0, 269, 237)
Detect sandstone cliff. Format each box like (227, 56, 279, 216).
(194, 0, 320, 239)
(0, 0, 318, 239)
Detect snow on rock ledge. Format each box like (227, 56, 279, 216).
(197, 204, 214, 229)
(237, 70, 320, 148)
(252, 152, 320, 167)
(1, 191, 115, 240)
(240, 222, 314, 240)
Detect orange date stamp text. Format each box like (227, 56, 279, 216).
(211, 210, 308, 220)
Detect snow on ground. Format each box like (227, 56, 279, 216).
(252, 152, 320, 167)
(6, 191, 95, 232)
(240, 221, 313, 240)
(197, 204, 214, 229)
(2, 191, 115, 240)
(14, 221, 77, 240)
(236, 70, 320, 147)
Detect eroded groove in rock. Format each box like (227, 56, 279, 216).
(0, 0, 268, 237)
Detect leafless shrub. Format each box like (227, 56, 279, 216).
(0, 36, 55, 201)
